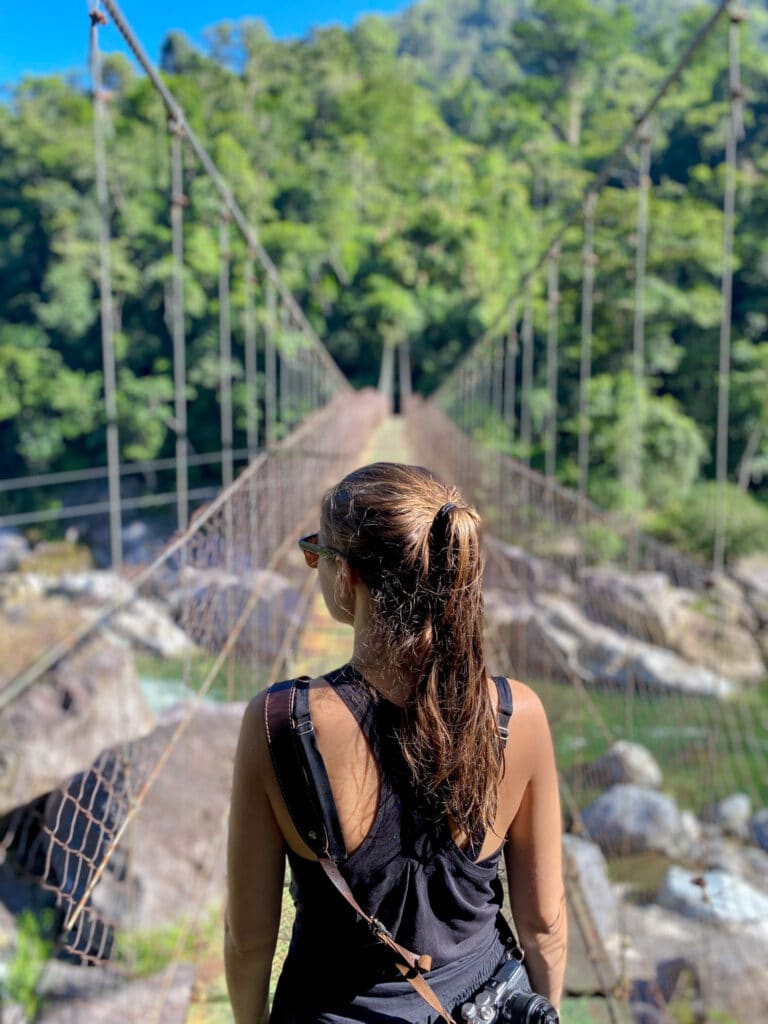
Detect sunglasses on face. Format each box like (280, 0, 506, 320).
(298, 532, 341, 568)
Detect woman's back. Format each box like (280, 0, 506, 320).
(224, 463, 567, 1024)
(267, 666, 520, 1022)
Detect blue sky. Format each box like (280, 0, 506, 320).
(1, 1, 413, 85)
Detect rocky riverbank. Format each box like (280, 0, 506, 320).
(0, 536, 767, 1021)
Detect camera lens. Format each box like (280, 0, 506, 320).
(501, 991, 560, 1024)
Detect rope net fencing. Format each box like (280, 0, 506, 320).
(0, 389, 387, 1015)
(405, 395, 767, 1022)
(407, 8, 768, 1019)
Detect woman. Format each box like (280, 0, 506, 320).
(225, 462, 567, 1023)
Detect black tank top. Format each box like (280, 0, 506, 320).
(270, 665, 514, 1023)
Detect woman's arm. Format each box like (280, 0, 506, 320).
(225, 694, 286, 1024)
(503, 687, 567, 1008)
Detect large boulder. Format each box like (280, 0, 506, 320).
(658, 867, 768, 932)
(574, 740, 663, 791)
(562, 834, 623, 987)
(37, 963, 195, 1023)
(48, 571, 135, 607)
(702, 792, 752, 840)
(0, 531, 30, 573)
(733, 554, 768, 626)
(625, 900, 768, 1023)
(0, 634, 155, 816)
(483, 538, 576, 598)
(685, 834, 768, 896)
(167, 567, 303, 663)
(1, 701, 242, 973)
(483, 590, 580, 683)
(580, 784, 688, 858)
(32, 701, 244, 936)
(89, 598, 196, 661)
(579, 568, 765, 685)
(485, 589, 736, 697)
(750, 808, 768, 852)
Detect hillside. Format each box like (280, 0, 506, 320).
(0, 0, 767, 552)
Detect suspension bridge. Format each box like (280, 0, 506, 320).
(1, 1, 767, 1022)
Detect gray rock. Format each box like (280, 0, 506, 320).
(483, 590, 580, 684)
(0, 530, 30, 573)
(484, 538, 576, 597)
(750, 808, 768, 852)
(562, 834, 623, 986)
(38, 963, 195, 1023)
(167, 566, 303, 663)
(580, 740, 663, 790)
(658, 867, 768, 929)
(49, 571, 135, 607)
(0, 634, 155, 816)
(99, 597, 196, 660)
(579, 567, 765, 685)
(580, 784, 686, 857)
(542, 594, 735, 697)
(703, 792, 752, 839)
(625, 901, 768, 1022)
(733, 554, 768, 626)
(687, 835, 768, 896)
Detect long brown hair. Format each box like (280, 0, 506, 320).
(321, 462, 502, 844)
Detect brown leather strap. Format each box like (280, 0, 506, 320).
(266, 678, 457, 1024)
(319, 859, 457, 1024)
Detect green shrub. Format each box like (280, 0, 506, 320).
(645, 481, 768, 564)
(3, 910, 54, 1021)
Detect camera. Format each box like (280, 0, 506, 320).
(459, 956, 560, 1023)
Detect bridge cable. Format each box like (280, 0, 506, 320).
(714, 2, 747, 573)
(545, 246, 561, 482)
(89, 3, 123, 568)
(244, 250, 259, 458)
(577, 193, 597, 505)
(627, 117, 654, 570)
(169, 120, 189, 531)
(219, 210, 234, 492)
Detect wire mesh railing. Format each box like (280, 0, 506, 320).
(406, 395, 768, 1023)
(0, 389, 386, 1015)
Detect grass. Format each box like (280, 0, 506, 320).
(135, 650, 272, 705)
(537, 677, 768, 815)
(116, 907, 221, 979)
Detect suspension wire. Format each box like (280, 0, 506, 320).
(577, 193, 597, 503)
(627, 118, 653, 568)
(219, 211, 234, 490)
(279, 302, 290, 434)
(519, 281, 535, 471)
(378, 344, 395, 410)
(89, 5, 123, 569)
(169, 122, 189, 532)
(398, 341, 413, 408)
(545, 247, 561, 480)
(491, 335, 504, 430)
(244, 250, 258, 459)
(714, 2, 747, 572)
(503, 310, 518, 447)
(435, 0, 734, 405)
(265, 281, 277, 447)
(99, 0, 347, 394)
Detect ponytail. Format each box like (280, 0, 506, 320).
(322, 463, 503, 845)
(400, 501, 501, 846)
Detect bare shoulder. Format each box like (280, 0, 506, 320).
(505, 677, 553, 746)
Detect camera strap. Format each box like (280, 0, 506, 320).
(265, 676, 458, 1024)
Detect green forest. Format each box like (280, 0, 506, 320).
(1, 0, 768, 558)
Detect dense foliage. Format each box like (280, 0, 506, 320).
(1, 0, 767, 547)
